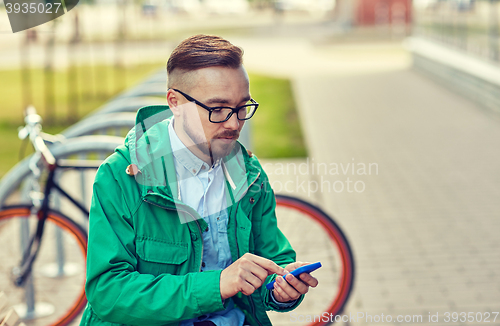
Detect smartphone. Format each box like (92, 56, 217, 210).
(266, 262, 321, 290)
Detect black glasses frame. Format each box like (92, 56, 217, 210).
(170, 88, 259, 123)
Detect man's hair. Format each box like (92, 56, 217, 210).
(166, 35, 243, 86)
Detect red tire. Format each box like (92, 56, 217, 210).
(269, 195, 355, 326)
(0, 205, 88, 326)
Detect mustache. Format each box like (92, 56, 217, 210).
(214, 130, 239, 139)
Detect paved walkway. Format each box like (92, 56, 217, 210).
(240, 37, 500, 325)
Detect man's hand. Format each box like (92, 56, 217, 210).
(272, 262, 319, 303)
(220, 253, 287, 300)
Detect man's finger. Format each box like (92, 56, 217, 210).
(285, 261, 311, 273)
(247, 254, 286, 275)
(240, 281, 257, 296)
(276, 275, 301, 299)
(249, 263, 269, 283)
(273, 278, 293, 302)
(284, 273, 309, 294)
(242, 271, 265, 290)
(298, 273, 319, 288)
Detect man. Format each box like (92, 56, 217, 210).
(80, 34, 318, 326)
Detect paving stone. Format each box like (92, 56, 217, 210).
(287, 41, 500, 325)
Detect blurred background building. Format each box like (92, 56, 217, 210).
(409, 0, 500, 113)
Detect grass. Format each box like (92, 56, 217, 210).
(0, 66, 306, 178)
(0, 62, 165, 177)
(0, 63, 165, 124)
(249, 73, 308, 158)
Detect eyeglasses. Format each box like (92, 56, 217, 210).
(170, 88, 259, 123)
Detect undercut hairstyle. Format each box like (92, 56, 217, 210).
(167, 34, 244, 89)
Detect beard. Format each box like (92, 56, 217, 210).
(183, 116, 239, 162)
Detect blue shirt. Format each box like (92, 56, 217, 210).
(169, 120, 246, 326)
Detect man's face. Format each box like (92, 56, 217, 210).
(168, 66, 250, 163)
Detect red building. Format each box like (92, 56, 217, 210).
(356, 0, 412, 25)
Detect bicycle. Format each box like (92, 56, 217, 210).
(0, 107, 117, 326)
(0, 108, 355, 326)
(0, 136, 124, 207)
(268, 195, 355, 326)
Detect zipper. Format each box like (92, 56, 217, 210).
(231, 171, 260, 261)
(247, 173, 264, 326)
(193, 219, 204, 272)
(143, 198, 204, 272)
(233, 201, 241, 261)
(231, 172, 264, 326)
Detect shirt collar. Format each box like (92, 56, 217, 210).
(168, 117, 213, 176)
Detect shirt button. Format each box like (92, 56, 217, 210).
(249, 197, 255, 204)
(201, 165, 206, 170)
(202, 262, 206, 268)
(192, 169, 196, 174)
(217, 216, 220, 220)
(190, 233, 198, 241)
(206, 226, 209, 232)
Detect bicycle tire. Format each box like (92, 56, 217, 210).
(0, 205, 88, 326)
(268, 194, 355, 326)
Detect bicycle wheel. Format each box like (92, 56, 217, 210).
(0, 205, 88, 326)
(267, 195, 355, 326)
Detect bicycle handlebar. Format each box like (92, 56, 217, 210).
(19, 105, 57, 168)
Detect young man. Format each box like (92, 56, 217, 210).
(80, 35, 318, 326)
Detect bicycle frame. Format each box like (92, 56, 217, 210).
(13, 158, 100, 287)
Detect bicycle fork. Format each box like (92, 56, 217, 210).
(12, 167, 55, 287)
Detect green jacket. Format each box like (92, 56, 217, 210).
(80, 105, 303, 326)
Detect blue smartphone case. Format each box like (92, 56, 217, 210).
(266, 262, 322, 290)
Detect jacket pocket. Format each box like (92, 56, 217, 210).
(136, 237, 188, 275)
